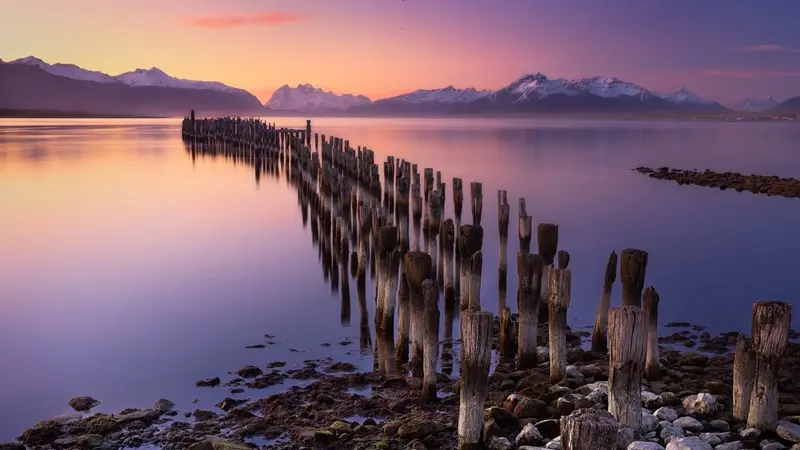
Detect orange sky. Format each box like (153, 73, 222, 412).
(2, 0, 800, 105)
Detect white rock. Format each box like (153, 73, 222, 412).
(628, 442, 665, 450)
(665, 436, 712, 450)
(642, 412, 659, 434)
(673, 416, 703, 433)
(778, 421, 800, 443)
(537, 346, 550, 362)
(654, 407, 679, 422)
(517, 423, 544, 447)
(566, 365, 582, 378)
(582, 381, 609, 394)
(545, 436, 562, 449)
(682, 393, 717, 415)
(740, 428, 761, 439)
(487, 436, 514, 450)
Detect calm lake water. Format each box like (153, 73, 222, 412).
(1, 116, 799, 441)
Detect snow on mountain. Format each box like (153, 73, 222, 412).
(9, 56, 121, 84)
(265, 84, 371, 111)
(384, 86, 491, 104)
(566, 76, 651, 99)
(658, 87, 715, 105)
(497, 73, 652, 102)
(736, 93, 779, 112)
(115, 67, 248, 95)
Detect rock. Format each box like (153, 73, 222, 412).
(627, 442, 665, 450)
(659, 421, 672, 431)
(485, 406, 519, 428)
(117, 408, 159, 424)
(655, 407, 679, 422)
(673, 416, 703, 433)
(216, 397, 247, 412)
(193, 409, 219, 421)
(587, 389, 608, 405)
(714, 442, 743, 450)
(77, 434, 104, 448)
(0, 443, 25, 450)
(708, 420, 729, 432)
(779, 421, 800, 443)
(538, 346, 550, 362)
(665, 436, 712, 450)
(485, 419, 502, 439)
(329, 421, 353, 434)
(618, 427, 637, 449)
(188, 440, 253, 450)
(556, 398, 575, 416)
(515, 397, 549, 419)
(581, 381, 609, 395)
(565, 366, 582, 378)
(698, 433, 721, 446)
(660, 426, 685, 444)
(761, 442, 787, 450)
(682, 393, 717, 415)
(196, 377, 221, 387)
(517, 423, 545, 447)
(504, 394, 527, 411)
(383, 421, 403, 435)
(642, 391, 662, 409)
(313, 430, 336, 443)
(68, 396, 100, 412)
(740, 428, 761, 439)
(19, 420, 63, 446)
(487, 436, 514, 450)
(382, 378, 407, 389)
(316, 393, 335, 404)
(236, 365, 263, 378)
(153, 398, 175, 414)
(642, 412, 659, 434)
(87, 415, 119, 435)
(397, 420, 439, 440)
(536, 419, 561, 439)
(389, 398, 411, 413)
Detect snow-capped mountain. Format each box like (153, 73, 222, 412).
(265, 84, 371, 111)
(9, 56, 121, 84)
(735, 93, 779, 112)
(658, 87, 715, 106)
(383, 86, 491, 104)
(115, 67, 248, 95)
(494, 73, 654, 102)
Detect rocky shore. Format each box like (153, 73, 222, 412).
(6, 319, 800, 450)
(633, 166, 800, 199)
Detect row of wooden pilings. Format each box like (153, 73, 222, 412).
(181, 113, 793, 450)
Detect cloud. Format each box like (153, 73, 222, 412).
(701, 69, 800, 78)
(184, 11, 310, 29)
(741, 44, 800, 53)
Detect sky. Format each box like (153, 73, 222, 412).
(1, 0, 800, 106)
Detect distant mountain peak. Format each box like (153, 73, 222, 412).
(265, 84, 371, 111)
(660, 86, 714, 105)
(381, 85, 492, 105)
(7, 55, 121, 84)
(736, 92, 779, 111)
(12, 55, 46, 65)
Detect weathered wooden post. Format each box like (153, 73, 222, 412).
(498, 190, 510, 309)
(620, 248, 648, 307)
(458, 310, 492, 450)
(608, 306, 646, 436)
(405, 251, 433, 377)
(428, 190, 443, 280)
(517, 252, 544, 369)
(747, 301, 792, 431)
(519, 200, 532, 254)
(395, 272, 411, 362)
(190, 110, 196, 138)
(643, 287, 660, 380)
(557, 250, 570, 269)
(422, 279, 440, 402)
(560, 409, 618, 450)
(538, 223, 558, 320)
(453, 178, 463, 228)
(374, 226, 400, 335)
(470, 182, 483, 225)
(442, 219, 456, 304)
(458, 225, 484, 311)
(732, 334, 756, 422)
(548, 267, 571, 383)
(499, 305, 516, 360)
(306, 120, 312, 147)
(591, 251, 618, 353)
(469, 251, 483, 311)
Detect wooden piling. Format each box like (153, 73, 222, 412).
(375, 226, 400, 335)
(608, 306, 646, 436)
(732, 334, 756, 422)
(470, 182, 483, 225)
(560, 409, 619, 450)
(422, 279, 440, 402)
(537, 224, 558, 317)
(453, 178, 463, 227)
(458, 310, 493, 450)
(498, 190, 510, 305)
(499, 305, 516, 361)
(643, 287, 660, 380)
(404, 251, 434, 377)
(548, 267, 571, 383)
(620, 248, 648, 307)
(557, 250, 570, 269)
(591, 251, 618, 353)
(458, 225, 484, 311)
(747, 301, 792, 431)
(442, 219, 456, 301)
(395, 272, 411, 363)
(469, 251, 483, 311)
(517, 252, 544, 369)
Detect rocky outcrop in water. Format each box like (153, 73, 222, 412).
(634, 166, 800, 199)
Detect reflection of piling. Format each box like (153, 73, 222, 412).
(548, 267, 571, 383)
(458, 310, 492, 450)
(591, 252, 618, 353)
(732, 334, 755, 422)
(405, 251, 433, 377)
(422, 280, 440, 403)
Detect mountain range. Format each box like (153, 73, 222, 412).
(1, 56, 798, 116)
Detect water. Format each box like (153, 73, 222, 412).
(1, 117, 799, 441)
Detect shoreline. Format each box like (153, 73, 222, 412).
(9, 320, 800, 450)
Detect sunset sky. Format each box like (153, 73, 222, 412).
(2, 0, 799, 106)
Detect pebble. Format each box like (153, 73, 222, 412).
(628, 442, 665, 450)
(673, 416, 703, 433)
(778, 421, 800, 443)
(665, 436, 712, 450)
(654, 407, 679, 422)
